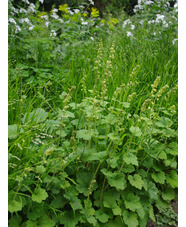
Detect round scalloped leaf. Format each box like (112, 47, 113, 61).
(123, 153, 138, 166)
(95, 210, 110, 223)
(166, 170, 178, 188)
(32, 188, 48, 203)
(9, 215, 22, 227)
(129, 126, 142, 137)
(151, 171, 166, 184)
(162, 188, 175, 201)
(123, 193, 141, 212)
(8, 199, 23, 213)
(128, 174, 144, 190)
(148, 182, 158, 200)
(76, 129, 91, 140)
(123, 210, 138, 227)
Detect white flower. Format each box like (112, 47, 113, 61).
(58, 18, 64, 23)
(90, 36, 94, 41)
(89, 0, 94, 5)
(131, 24, 135, 30)
(74, 9, 80, 14)
(174, 2, 178, 8)
(28, 3, 36, 13)
(163, 23, 168, 28)
(148, 20, 155, 24)
(145, 0, 153, 5)
(52, 8, 58, 13)
(69, 10, 74, 15)
(39, 0, 44, 4)
(156, 14, 165, 23)
(82, 21, 88, 25)
(172, 39, 178, 45)
(45, 21, 50, 27)
(29, 25, 35, 30)
(139, 20, 144, 25)
(122, 19, 131, 28)
(127, 31, 134, 38)
(41, 15, 48, 20)
(9, 18, 16, 24)
(15, 25, 21, 33)
(22, 0, 29, 4)
(50, 30, 57, 37)
(12, 6, 19, 14)
(19, 8, 27, 14)
(153, 32, 156, 35)
(51, 13, 59, 19)
(20, 18, 30, 24)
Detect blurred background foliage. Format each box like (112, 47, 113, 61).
(12, 0, 177, 17)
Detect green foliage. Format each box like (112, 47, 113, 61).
(8, 0, 177, 226)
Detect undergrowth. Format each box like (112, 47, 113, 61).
(8, 0, 178, 226)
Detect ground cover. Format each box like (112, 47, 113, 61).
(8, 0, 178, 226)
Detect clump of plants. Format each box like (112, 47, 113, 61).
(8, 0, 178, 226)
(9, 41, 177, 226)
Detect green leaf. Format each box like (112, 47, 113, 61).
(151, 171, 166, 184)
(123, 193, 141, 212)
(25, 220, 38, 227)
(76, 172, 95, 196)
(35, 165, 46, 174)
(113, 206, 122, 215)
(101, 169, 126, 190)
(82, 149, 107, 162)
(27, 202, 45, 220)
(22, 108, 47, 124)
(76, 129, 91, 140)
(149, 205, 156, 222)
(123, 164, 135, 173)
(38, 214, 55, 227)
(60, 211, 80, 227)
(55, 130, 67, 138)
(164, 158, 177, 168)
(155, 117, 173, 128)
(103, 189, 120, 209)
(8, 199, 23, 213)
(167, 142, 178, 156)
(108, 158, 118, 168)
(86, 216, 97, 226)
(9, 215, 22, 227)
(129, 126, 142, 137)
(107, 216, 124, 227)
(8, 124, 18, 139)
(95, 210, 110, 223)
(128, 174, 144, 189)
(32, 188, 48, 203)
(123, 210, 138, 227)
(104, 113, 117, 125)
(70, 197, 83, 211)
(166, 147, 178, 156)
(50, 194, 66, 209)
(137, 207, 145, 219)
(123, 153, 138, 166)
(148, 182, 158, 200)
(166, 170, 178, 188)
(162, 188, 175, 201)
(158, 150, 167, 160)
(155, 197, 170, 209)
(108, 133, 120, 142)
